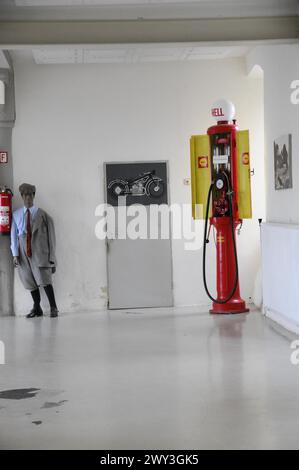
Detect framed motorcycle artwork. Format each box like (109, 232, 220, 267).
(104, 161, 168, 206)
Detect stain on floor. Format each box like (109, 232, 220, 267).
(32, 420, 42, 426)
(41, 400, 68, 409)
(0, 388, 40, 400)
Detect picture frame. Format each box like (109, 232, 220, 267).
(274, 134, 292, 190)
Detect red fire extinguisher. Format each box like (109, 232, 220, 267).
(0, 186, 13, 235)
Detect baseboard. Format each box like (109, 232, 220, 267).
(263, 306, 299, 334)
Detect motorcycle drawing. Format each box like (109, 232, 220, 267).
(108, 170, 165, 199)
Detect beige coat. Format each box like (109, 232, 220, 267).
(27, 208, 57, 268)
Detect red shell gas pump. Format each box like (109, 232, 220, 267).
(190, 99, 252, 314)
(205, 103, 247, 314)
(0, 187, 13, 235)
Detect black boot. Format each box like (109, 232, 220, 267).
(44, 285, 59, 318)
(50, 307, 59, 318)
(27, 289, 43, 318)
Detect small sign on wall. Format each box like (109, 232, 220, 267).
(0, 151, 8, 164)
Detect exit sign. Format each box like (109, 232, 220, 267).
(0, 151, 8, 163)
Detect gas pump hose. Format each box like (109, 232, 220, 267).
(202, 173, 239, 304)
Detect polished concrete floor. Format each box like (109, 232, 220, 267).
(0, 307, 298, 449)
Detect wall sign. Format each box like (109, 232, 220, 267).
(0, 151, 8, 164)
(105, 161, 168, 207)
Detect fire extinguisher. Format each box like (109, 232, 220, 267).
(0, 186, 13, 235)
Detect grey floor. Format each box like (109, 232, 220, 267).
(0, 307, 298, 450)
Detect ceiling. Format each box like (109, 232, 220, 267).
(28, 44, 250, 64)
(1, 0, 298, 65)
(0, 0, 298, 20)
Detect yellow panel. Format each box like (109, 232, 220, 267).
(236, 130, 252, 219)
(190, 134, 211, 219)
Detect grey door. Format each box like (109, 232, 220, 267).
(105, 161, 173, 309)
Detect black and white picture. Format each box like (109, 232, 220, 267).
(105, 161, 168, 206)
(274, 134, 292, 190)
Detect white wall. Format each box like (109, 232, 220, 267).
(12, 54, 264, 315)
(247, 44, 299, 223)
(246, 44, 299, 329)
(261, 223, 299, 332)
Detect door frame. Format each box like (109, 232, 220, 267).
(103, 160, 173, 309)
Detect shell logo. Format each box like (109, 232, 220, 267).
(198, 156, 208, 168)
(242, 152, 249, 165)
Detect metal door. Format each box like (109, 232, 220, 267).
(104, 161, 173, 309)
